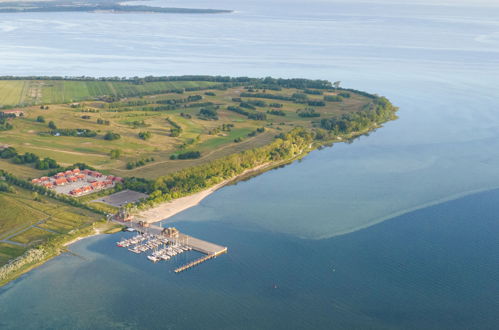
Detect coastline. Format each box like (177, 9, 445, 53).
(0, 121, 390, 287)
(133, 121, 393, 225)
(136, 162, 275, 224)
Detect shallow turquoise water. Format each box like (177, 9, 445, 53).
(1, 0, 499, 328)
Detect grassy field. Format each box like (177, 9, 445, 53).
(0, 184, 102, 265)
(0, 80, 373, 179)
(0, 243, 26, 266)
(0, 80, 220, 106)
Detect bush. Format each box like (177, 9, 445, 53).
(172, 151, 201, 160)
(138, 131, 152, 140)
(104, 132, 120, 140)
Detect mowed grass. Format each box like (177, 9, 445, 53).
(10, 227, 55, 245)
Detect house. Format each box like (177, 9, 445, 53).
(82, 186, 93, 193)
(55, 178, 68, 186)
(68, 176, 78, 183)
(70, 188, 83, 196)
(64, 170, 73, 176)
(73, 168, 81, 174)
(32, 178, 41, 184)
(76, 174, 85, 180)
(40, 176, 50, 182)
(54, 172, 65, 178)
(113, 177, 124, 182)
(43, 182, 54, 189)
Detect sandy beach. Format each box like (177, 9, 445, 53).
(136, 163, 271, 224)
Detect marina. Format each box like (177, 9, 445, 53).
(114, 215, 227, 273)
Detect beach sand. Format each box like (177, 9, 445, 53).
(136, 163, 271, 224)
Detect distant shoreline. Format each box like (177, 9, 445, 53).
(0, 2, 233, 15)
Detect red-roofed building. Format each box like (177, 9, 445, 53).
(82, 186, 93, 193)
(113, 177, 124, 182)
(68, 176, 78, 183)
(90, 181, 101, 188)
(32, 178, 41, 184)
(43, 182, 54, 189)
(70, 188, 83, 196)
(40, 176, 50, 182)
(55, 178, 68, 186)
(73, 168, 80, 174)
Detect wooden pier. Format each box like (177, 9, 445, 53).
(174, 248, 227, 273)
(115, 219, 228, 272)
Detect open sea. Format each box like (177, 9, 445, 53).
(0, 0, 498, 328)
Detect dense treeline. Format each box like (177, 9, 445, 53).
(166, 117, 182, 137)
(198, 107, 219, 120)
(297, 108, 320, 118)
(226, 106, 267, 120)
(320, 97, 397, 134)
(0, 147, 60, 169)
(170, 151, 201, 160)
(127, 128, 314, 207)
(50, 128, 97, 137)
(126, 157, 155, 169)
(267, 109, 286, 116)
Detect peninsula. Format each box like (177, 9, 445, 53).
(0, 0, 232, 14)
(0, 75, 398, 285)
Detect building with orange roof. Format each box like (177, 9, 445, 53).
(55, 178, 68, 186)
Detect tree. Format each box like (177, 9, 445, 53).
(104, 132, 120, 140)
(333, 81, 341, 89)
(36, 116, 45, 123)
(138, 131, 152, 140)
(48, 121, 56, 129)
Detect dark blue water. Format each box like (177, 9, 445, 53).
(1, 0, 499, 328)
(1, 186, 498, 329)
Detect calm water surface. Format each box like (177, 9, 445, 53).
(0, 0, 498, 328)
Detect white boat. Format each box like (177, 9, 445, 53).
(147, 255, 160, 263)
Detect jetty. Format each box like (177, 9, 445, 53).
(113, 214, 227, 273)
